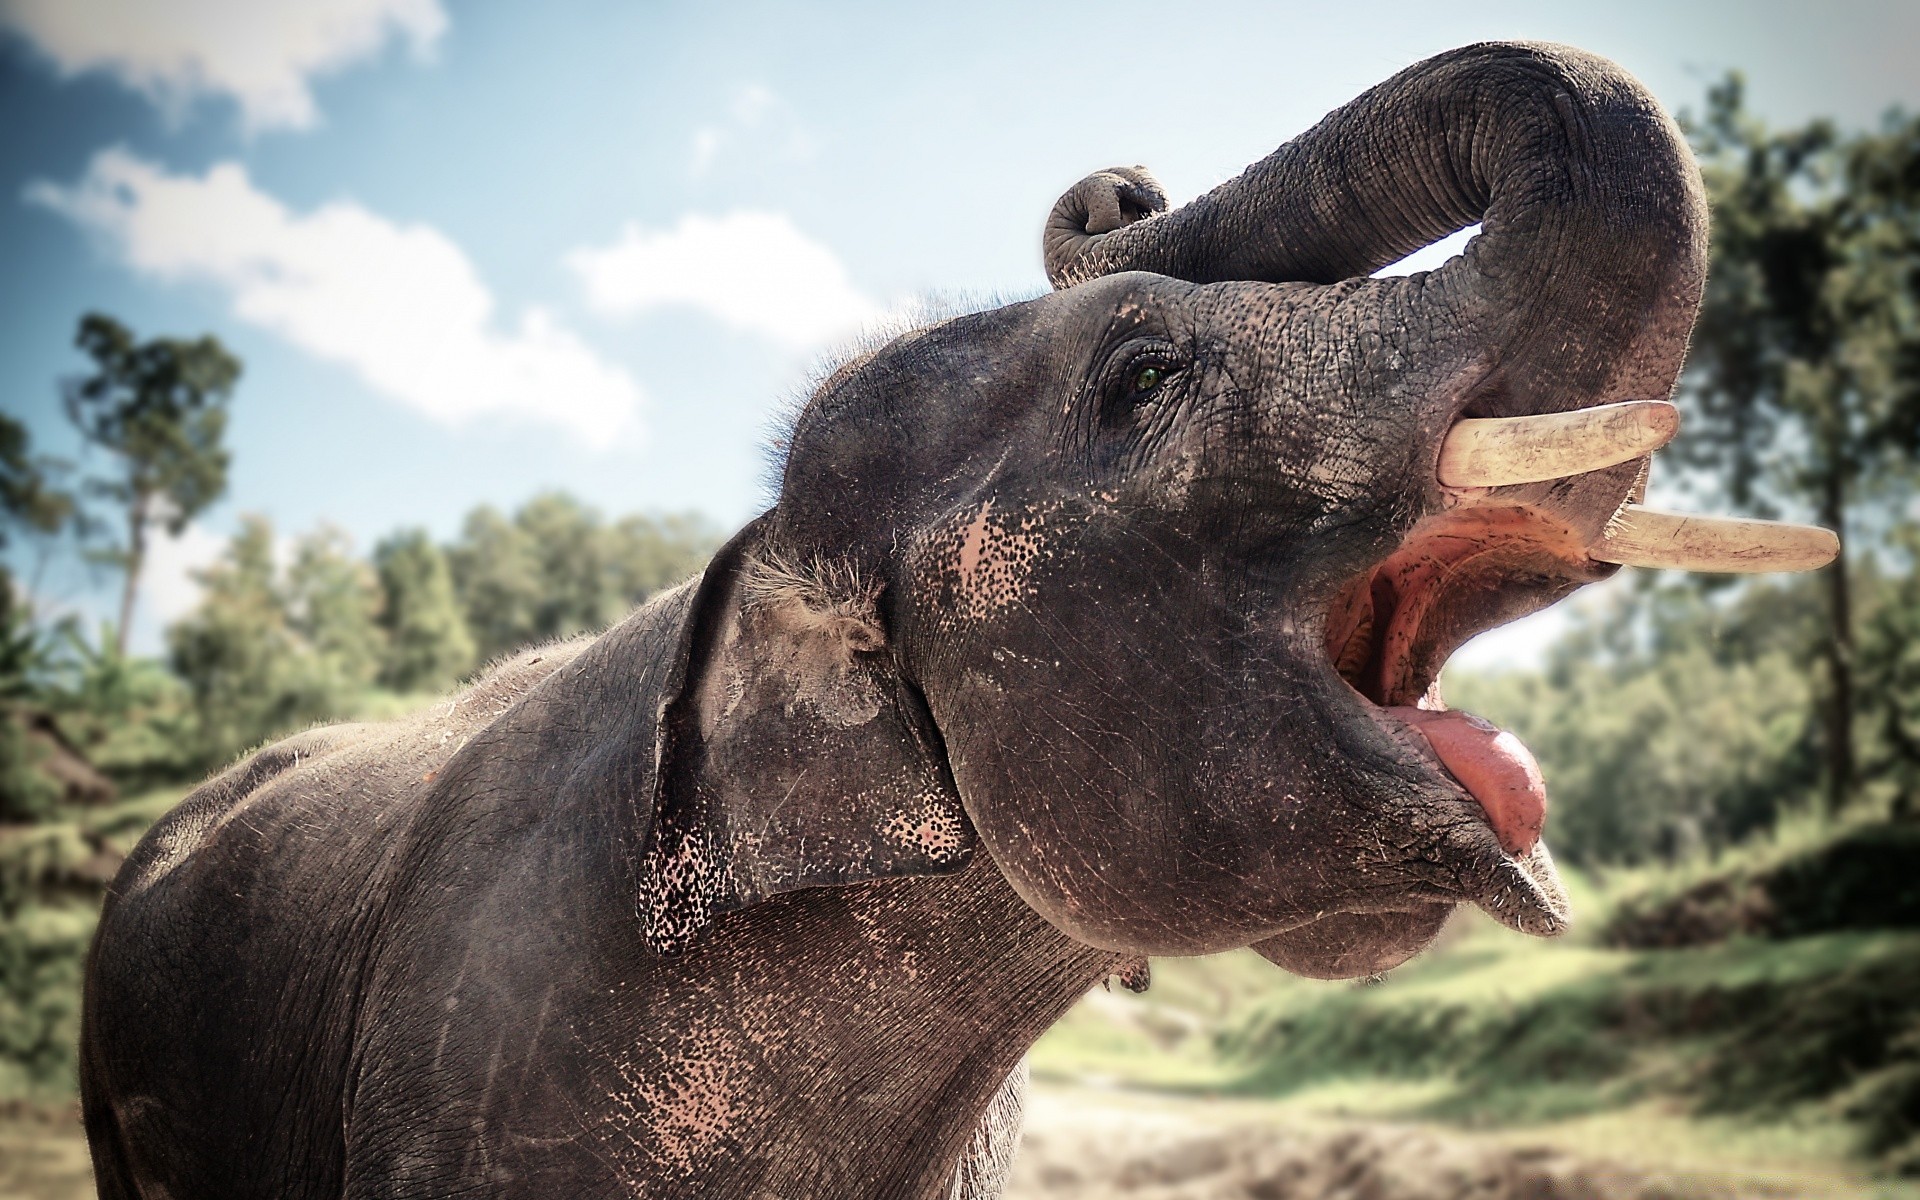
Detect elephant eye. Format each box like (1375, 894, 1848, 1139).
(1100, 345, 1182, 422)
(1132, 364, 1167, 393)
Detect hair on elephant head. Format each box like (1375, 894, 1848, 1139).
(632, 42, 1833, 980)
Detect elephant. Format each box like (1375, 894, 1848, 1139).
(79, 41, 1832, 1199)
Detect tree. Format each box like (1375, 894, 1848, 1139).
(446, 494, 719, 663)
(286, 527, 384, 694)
(64, 314, 240, 657)
(1856, 531, 1920, 818)
(1450, 578, 1822, 866)
(0, 414, 75, 562)
(169, 516, 332, 766)
(374, 530, 474, 692)
(0, 415, 82, 821)
(604, 511, 720, 609)
(1679, 79, 1920, 813)
(447, 505, 542, 664)
(517, 492, 617, 641)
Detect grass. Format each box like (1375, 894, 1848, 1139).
(1030, 843, 1920, 1190)
(0, 786, 186, 1102)
(1593, 799, 1914, 934)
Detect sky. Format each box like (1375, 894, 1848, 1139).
(3, 0, 1916, 658)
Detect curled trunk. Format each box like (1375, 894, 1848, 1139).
(1045, 41, 1708, 424)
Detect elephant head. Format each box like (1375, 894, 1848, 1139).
(638, 42, 1834, 978)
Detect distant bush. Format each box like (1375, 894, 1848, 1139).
(0, 903, 92, 1096)
(0, 789, 180, 1095)
(1218, 928, 1920, 1172)
(1606, 822, 1920, 947)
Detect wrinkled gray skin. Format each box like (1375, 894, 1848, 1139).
(81, 43, 1704, 1199)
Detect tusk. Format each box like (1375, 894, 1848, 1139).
(1438, 401, 1680, 489)
(1591, 506, 1840, 572)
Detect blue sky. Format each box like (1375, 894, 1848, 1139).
(4, 0, 1916, 656)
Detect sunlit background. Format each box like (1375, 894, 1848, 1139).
(2, 0, 1913, 654)
(4, 2, 1920, 1197)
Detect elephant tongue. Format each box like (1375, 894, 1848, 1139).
(1387, 706, 1545, 855)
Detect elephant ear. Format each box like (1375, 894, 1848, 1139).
(637, 518, 974, 954)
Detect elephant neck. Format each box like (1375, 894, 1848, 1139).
(638, 856, 1120, 1196)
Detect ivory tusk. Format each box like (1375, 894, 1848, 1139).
(1591, 505, 1840, 573)
(1437, 401, 1680, 489)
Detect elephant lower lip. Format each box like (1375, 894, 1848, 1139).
(1471, 840, 1570, 936)
(1366, 702, 1567, 936)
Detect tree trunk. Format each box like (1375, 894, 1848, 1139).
(115, 488, 148, 659)
(1820, 458, 1855, 816)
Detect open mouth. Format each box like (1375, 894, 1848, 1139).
(1311, 399, 1841, 938)
(1320, 505, 1601, 936)
(1324, 505, 1609, 854)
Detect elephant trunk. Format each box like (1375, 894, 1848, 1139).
(1044, 41, 1708, 421)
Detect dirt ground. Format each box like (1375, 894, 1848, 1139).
(0, 1103, 91, 1200)
(0, 1090, 1871, 1199)
(1005, 1088, 1824, 1200)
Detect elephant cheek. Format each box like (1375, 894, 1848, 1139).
(1251, 903, 1454, 980)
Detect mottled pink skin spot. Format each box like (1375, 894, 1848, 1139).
(607, 1016, 761, 1179)
(956, 502, 994, 592)
(880, 793, 968, 862)
(936, 500, 1053, 623)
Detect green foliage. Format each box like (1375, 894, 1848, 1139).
(1683, 79, 1920, 516)
(447, 492, 718, 663)
(446, 504, 540, 664)
(0, 719, 61, 825)
(1607, 822, 1920, 947)
(0, 415, 82, 822)
(0, 413, 75, 551)
(374, 528, 475, 692)
(0, 788, 180, 1095)
(43, 644, 190, 800)
(1213, 926, 1920, 1169)
(0, 789, 179, 916)
(63, 314, 239, 536)
(0, 590, 61, 823)
(286, 526, 384, 692)
(604, 511, 722, 607)
(1859, 528, 1920, 814)
(168, 516, 343, 766)
(1679, 80, 1920, 812)
(1451, 532, 1920, 869)
(0, 903, 92, 1095)
(1449, 579, 1820, 865)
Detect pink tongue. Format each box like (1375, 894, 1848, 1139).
(1388, 707, 1546, 855)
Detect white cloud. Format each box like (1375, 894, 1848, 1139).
(0, 0, 445, 132)
(28, 149, 643, 446)
(141, 520, 228, 631)
(568, 211, 880, 351)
